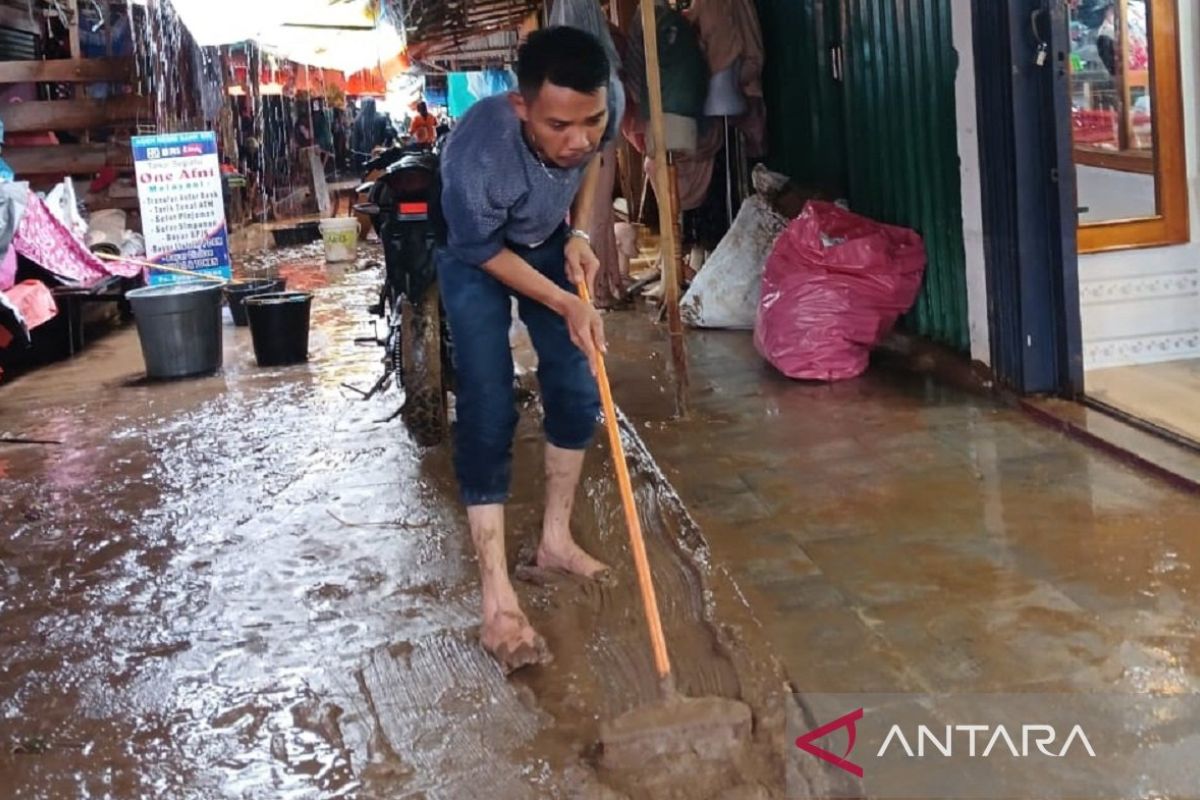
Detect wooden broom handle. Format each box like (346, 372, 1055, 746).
(94, 251, 227, 284)
(577, 281, 672, 680)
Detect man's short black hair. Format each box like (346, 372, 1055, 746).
(517, 26, 610, 96)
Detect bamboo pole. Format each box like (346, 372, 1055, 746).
(638, 0, 689, 417)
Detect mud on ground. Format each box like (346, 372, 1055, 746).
(0, 250, 822, 799)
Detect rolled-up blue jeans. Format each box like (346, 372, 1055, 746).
(436, 228, 600, 506)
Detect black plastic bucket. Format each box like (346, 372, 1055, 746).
(244, 292, 313, 367)
(224, 278, 286, 326)
(126, 282, 224, 379)
(270, 221, 322, 248)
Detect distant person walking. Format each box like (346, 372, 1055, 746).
(409, 101, 437, 145)
(351, 98, 389, 170)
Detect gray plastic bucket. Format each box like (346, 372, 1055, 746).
(127, 282, 224, 379)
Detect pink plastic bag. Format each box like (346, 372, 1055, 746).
(754, 201, 926, 381)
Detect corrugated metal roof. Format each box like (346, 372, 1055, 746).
(391, 0, 538, 52)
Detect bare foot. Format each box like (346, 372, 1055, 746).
(480, 609, 552, 675)
(537, 538, 610, 580)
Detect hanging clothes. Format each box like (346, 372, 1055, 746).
(685, 0, 741, 76)
(684, 0, 767, 157)
(550, 0, 620, 63)
(625, 2, 709, 121)
(587, 142, 624, 307)
(548, 0, 627, 141)
(644, 122, 724, 212)
(549, 0, 630, 305)
(351, 98, 389, 167)
(314, 108, 334, 152)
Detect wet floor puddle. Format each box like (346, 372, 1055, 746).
(0, 252, 808, 799)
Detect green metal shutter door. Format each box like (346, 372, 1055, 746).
(842, 0, 969, 351)
(756, 0, 848, 196)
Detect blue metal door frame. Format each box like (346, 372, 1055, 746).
(970, 0, 1084, 396)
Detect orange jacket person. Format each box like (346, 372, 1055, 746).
(409, 102, 437, 145)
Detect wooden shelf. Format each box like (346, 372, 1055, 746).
(0, 96, 151, 134)
(2, 142, 133, 175)
(1074, 145, 1155, 175)
(0, 57, 134, 84)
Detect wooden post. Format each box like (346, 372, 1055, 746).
(66, 0, 81, 59)
(639, 0, 689, 417)
(66, 0, 90, 144)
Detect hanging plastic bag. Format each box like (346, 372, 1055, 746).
(681, 195, 786, 329)
(45, 178, 88, 241)
(754, 201, 926, 381)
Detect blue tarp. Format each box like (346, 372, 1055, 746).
(447, 69, 517, 118)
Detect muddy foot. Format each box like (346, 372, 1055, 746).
(536, 540, 610, 580)
(480, 610, 552, 675)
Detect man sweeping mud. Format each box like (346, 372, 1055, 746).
(437, 27, 616, 672)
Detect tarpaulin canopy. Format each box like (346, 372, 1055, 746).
(165, 0, 407, 75)
(224, 48, 405, 98)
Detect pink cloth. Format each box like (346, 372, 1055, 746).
(0, 278, 58, 350)
(12, 192, 141, 286)
(0, 246, 16, 291)
(4, 279, 58, 329)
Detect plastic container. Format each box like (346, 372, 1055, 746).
(126, 282, 224, 379)
(244, 292, 313, 367)
(270, 221, 321, 248)
(223, 277, 286, 326)
(86, 208, 127, 256)
(319, 217, 359, 263)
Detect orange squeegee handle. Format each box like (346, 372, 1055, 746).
(577, 281, 672, 681)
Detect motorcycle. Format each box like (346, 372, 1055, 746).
(354, 142, 453, 447)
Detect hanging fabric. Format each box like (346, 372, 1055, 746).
(683, 0, 767, 156)
(625, 2, 707, 122)
(549, 0, 630, 305)
(548, 0, 627, 141)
